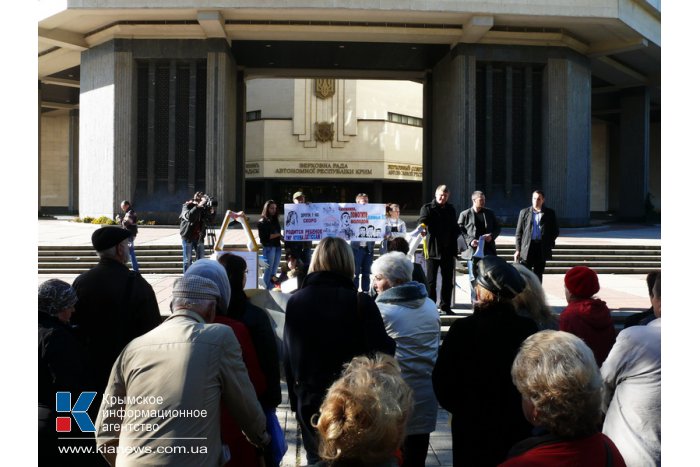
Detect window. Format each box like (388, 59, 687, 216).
(246, 110, 262, 121)
(388, 112, 422, 127)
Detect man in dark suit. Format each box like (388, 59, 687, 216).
(418, 185, 460, 314)
(458, 190, 501, 300)
(514, 190, 560, 281)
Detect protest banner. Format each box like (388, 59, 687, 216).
(283, 203, 386, 242)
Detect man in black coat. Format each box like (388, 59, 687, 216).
(418, 185, 460, 314)
(514, 190, 560, 281)
(72, 227, 162, 395)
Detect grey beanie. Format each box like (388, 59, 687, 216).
(172, 275, 220, 302)
(184, 259, 232, 312)
(38, 279, 78, 316)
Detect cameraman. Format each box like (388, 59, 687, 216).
(179, 191, 216, 273)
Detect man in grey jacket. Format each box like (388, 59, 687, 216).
(96, 275, 269, 466)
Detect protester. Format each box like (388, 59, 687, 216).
(116, 200, 139, 272)
(382, 203, 407, 253)
(284, 191, 312, 266)
(311, 353, 413, 467)
(623, 270, 659, 328)
(418, 185, 460, 314)
(218, 254, 282, 412)
(38, 279, 91, 467)
(180, 191, 217, 273)
(185, 259, 271, 467)
(500, 331, 626, 466)
(96, 275, 269, 466)
(351, 192, 375, 293)
(372, 252, 440, 467)
(258, 200, 283, 289)
(514, 190, 559, 281)
(559, 266, 616, 366)
(284, 237, 396, 463)
(72, 226, 161, 395)
(278, 251, 307, 292)
(512, 263, 559, 330)
(458, 191, 501, 298)
(432, 255, 538, 466)
(601, 272, 661, 466)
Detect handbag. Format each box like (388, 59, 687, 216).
(266, 409, 287, 466)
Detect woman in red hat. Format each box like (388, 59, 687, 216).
(559, 266, 616, 366)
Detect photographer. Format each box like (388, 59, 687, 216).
(179, 191, 217, 273)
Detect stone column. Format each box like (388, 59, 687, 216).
(79, 41, 136, 218)
(542, 56, 591, 226)
(429, 46, 476, 208)
(618, 87, 650, 220)
(206, 50, 237, 213)
(68, 109, 80, 213)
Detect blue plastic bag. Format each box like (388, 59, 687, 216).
(266, 409, 287, 466)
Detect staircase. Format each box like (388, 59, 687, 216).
(39, 243, 660, 275)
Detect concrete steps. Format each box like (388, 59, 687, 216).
(38, 242, 661, 275)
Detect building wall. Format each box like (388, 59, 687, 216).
(649, 121, 660, 211)
(40, 112, 70, 207)
(591, 120, 609, 211)
(245, 78, 424, 182)
(247, 79, 294, 118)
(356, 80, 423, 119)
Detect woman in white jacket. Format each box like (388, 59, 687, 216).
(371, 251, 441, 467)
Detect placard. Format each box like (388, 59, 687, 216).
(283, 203, 386, 242)
(213, 250, 259, 289)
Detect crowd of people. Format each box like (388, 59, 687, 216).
(38, 186, 661, 467)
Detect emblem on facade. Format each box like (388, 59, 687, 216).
(314, 122, 334, 143)
(315, 79, 336, 99)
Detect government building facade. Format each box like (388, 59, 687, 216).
(38, 0, 660, 225)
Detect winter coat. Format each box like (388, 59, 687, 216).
(560, 298, 616, 366)
(226, 299, 282, 410)
(72, 257, 162, 393)
(375, 281, 440, 436)
(601, 318, 661, 466)
(284, 271, 396, 414)
(214, 315, 267, 467)
(432, 301, 538, 466)
(417, 199, 460, 259)
(500, 432, 626, 467)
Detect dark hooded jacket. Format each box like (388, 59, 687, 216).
(560, 298, 616, 366)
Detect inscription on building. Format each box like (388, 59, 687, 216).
(245, 163, 260, 175)
(387, 163, 423, 177)
(274, 162, 373, 176)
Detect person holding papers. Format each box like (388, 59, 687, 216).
(458, 190, 501, 301)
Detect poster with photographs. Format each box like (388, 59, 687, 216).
(283, 203, 386, 242)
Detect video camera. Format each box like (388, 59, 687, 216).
(192, 192, 218, 210)
(200, 193, 218, 210)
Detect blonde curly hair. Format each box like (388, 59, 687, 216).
(511, 330, 602, 438)
(314, 353, 414, 464)
(512, 263, 558, 330)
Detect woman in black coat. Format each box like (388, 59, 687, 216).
(38, 279, 91, 466)
(432, 256, 539, 467)
(284, 237, 396, 464)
